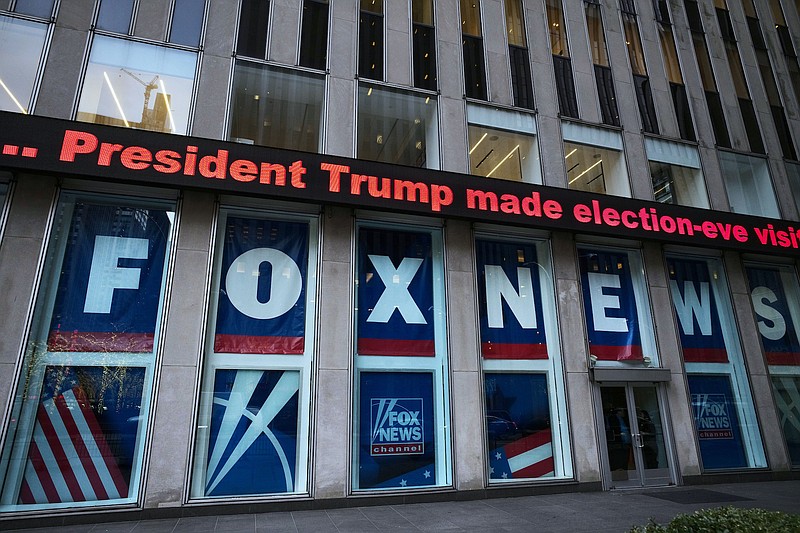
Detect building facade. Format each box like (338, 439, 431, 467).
(0, 0, 800, 524)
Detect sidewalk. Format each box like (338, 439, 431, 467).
(8, 480, 800, 533)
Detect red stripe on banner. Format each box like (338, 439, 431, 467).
(766, 352, 800, 365)
(682, 347, 729, 363)
(504, 429, 552, 459)
(482, 343, 548, 360)
(53, 394, 108, 501)
(358, 339, 435, 356)
(213, 334, 304, 354)
(18, 479, 34, 505)
(590, 345, 644, 361)
(72, 388, 128, 498)
(27, 443, 59, 503)
(513, 456, 555, 479)
(36, 404, 85, 502)
(47, 331, 154, 353)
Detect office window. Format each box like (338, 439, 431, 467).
(0, 16, 48, 114)
(461, 0, 487, 100)
(300, 0, 329, 70)
(352, 224, 451, 491)
(505, 0, 533, 109)
(13, 0, 55, 18)
(585, 2, 619, 126)
(169, 0, 206, 47)
(476, 237, 572, 482)
(666, 255, 766, 470)
(0, 192, 175, 510)
(718, 151, 780, 218)
(467, 104, 540, 183)
(359, 0, 383, 81)
(657, 20, 696, 141)
(412, 0, 436, 90)
(545, 0, 578, 118)
(191, 209, 318, 498)
(563, 123, 629, 196)
(357, 84, 439, 169)
(646, 138, 708, 208)
(237, 0, 270, 58)
(786, 162, 800, 215)
(229, 63, 324, 151)
(620, 3, 658, 133)
(76, 36, 197, 134)
(96, 0, 135, 34)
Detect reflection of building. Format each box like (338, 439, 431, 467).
(2, 0, 800, 526)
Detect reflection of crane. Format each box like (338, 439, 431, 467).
(120, 68, 159, 128)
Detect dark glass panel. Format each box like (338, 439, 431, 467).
(595, 65, 619, 127)
(510, 46, 533, 109)
(170, 0, 205, 47)
(359, 12, 383, 80)
(739, 98, 764, 154)
(670, 83, 696, 141)
(237, 0, 269, 58)
(634, 74, 658, 134)
(553, 55, 578, 118)
(463, 35, 487, 100)
(300, 0, 329, 70)
(705, 91, 731, 147)
(413, 24, 437, 90)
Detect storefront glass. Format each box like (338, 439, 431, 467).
(352, 223, 451, 490)
(0, 15, 48, 114)
(467, 105, 541, 183)
(476, 236, 572, 481)
(0, 192, 175, 510)
(191, 209, 318, 497)
(666, 254, 766, 469)
(718, 152, 779, 218)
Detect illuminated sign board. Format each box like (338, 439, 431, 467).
(1, 111, 799, 255)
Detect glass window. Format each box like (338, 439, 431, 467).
(561, 122, 629, 197)
(578, 246, 658, 366)
(718, 152, 779, 218)
(505, 0, 533, 109)
(357, 84, 439, 169)
(585, 3, 618, 126)
(359, 0, 383, 80)
(546, 0, 578, 118)
(237, 0, 270, 58)
(467, 105, 540, 183)
(0, 193, 175, 510)
(76, 36, 197, 134)
(169, 0, 206, 47)
(228, 63, 325, 152)
(96, 0, 135, 34)
(461, 0, 486, 100)
(191, 209, 318, 497)
(786, 161, 800, 216)
(461, 0, 482, 36)
(585, 3, 609, 67)
(666, 255, 766, 470)
(546, 0, 569, 57)
(476, 237, 572, 481)
(352, 224, 451, 490)
(299, 0, 329, 70)
(646, 138, 708, 208)
(0, 15, 48, 114)
(412, 0, 436, 91)
(13, 0, 55, 18)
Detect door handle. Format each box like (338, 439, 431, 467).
(633, 433, 644, 448)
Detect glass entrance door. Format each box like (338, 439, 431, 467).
(600, 384, 671, 488)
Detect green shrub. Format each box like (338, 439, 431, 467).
(629, 506, 800, 533)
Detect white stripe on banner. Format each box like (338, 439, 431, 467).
(44, 398, 96, 501)
(507, 442, 553, 474)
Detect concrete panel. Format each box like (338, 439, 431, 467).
(557, 279, 588, 375)
(318, 261, 353, 371)
(439, 96, 468, 173)
(437, 0, 462, 46)
(4, 175, 57, 240)
(563, 0, 599, 123)
(143, 364, 199, 507)
(321, 207, 353, 264)
(329, 1, 357, 79)
(447, 271, 480, 373)
(482, 0, 511, 105)
(650, 286, 682, 372)
(723, 251, 748, 296)
(551, 232, 577, 283)
(0, 236, 46, 363)
(663, 372, 702, 476)
(55, 0, 94, 31)
(35, 27, 88, 119)
(452, 370, 484, 490)
(176, 191, 215, 252)
(204, 0, 238, 58)
(750, 373, 790, 471)
(770, 159, 800, 222)
(699, 145, 731, 212)
(731, 292, 768, 379)
(324, 77, 355, 157)
(312, 368, 351, 499)
(386, 29, 412, 87)
(622, 131, 652, 201)
(486, 51, 512, 106)
(539, 115, 567, 188)
(191, 54, 231, 140)
(438, 41, 465, 102)
(269, 2, 301, 65)
(444, 220, 473, 273)
(0, 362, 17, 425)
(642, 242, 667, 289)
(134, 0, 170, 41)
(565, 373, 600, 482)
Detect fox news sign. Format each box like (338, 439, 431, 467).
(370, 398, 424, 456)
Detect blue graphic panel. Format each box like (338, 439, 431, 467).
(214, 217, 309, 354)
(687, 374, 748, 469)
(358, 372, 436, 489)
(746, 266, 800, 365)
(48, 203, 171, 352)
(476, 240, 548, 359)
(357, 229, 435, 356)
(206, 369, 299, 496)
(578, 249, 643, 361)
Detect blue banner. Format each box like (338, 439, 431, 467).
(214, 217, 308, 354)
(578, 249, 643, 361)
(358, 372, 436, 489)
(485, 373, 554, 479)
(746, 266, 800, 366)
(18, 365, 145, 504)
(687, 374, 747, 469)
(667, 257, 728, 363)
(357, 229, 435, 356)
(476, 240, 548, 359)
(205, 369, 299, 496)
(48, 203, 171, 352)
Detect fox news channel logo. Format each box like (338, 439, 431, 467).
(692, 393, 734, 439)
(370, 398, 424, 456)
